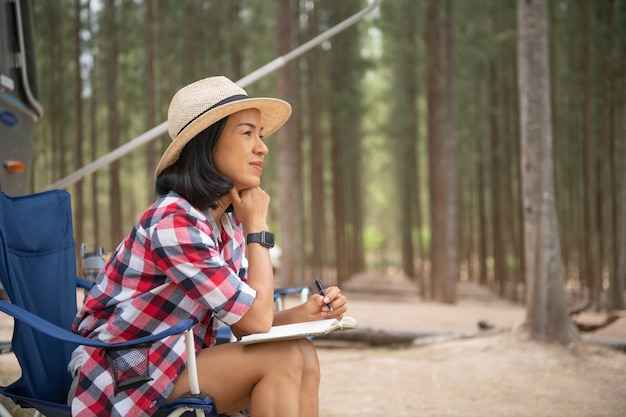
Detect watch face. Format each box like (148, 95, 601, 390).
(264, 232, 275, 247)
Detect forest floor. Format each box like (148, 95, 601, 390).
(1, 275, 626, 417)
(315, 274, 626, 417)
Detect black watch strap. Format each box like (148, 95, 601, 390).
(246, 231, 275, 249)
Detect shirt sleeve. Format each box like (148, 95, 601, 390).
(150, 208, 256, 326)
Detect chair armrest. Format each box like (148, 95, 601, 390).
(273, 286, 312, 310)
(0, 299, 196, 350)
(273, 286, 312, 299)
(76, 277, 94, 290)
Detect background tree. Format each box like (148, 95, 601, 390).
(73, 0, 84, 250)
(517, 0, 578, 342)
(103, 0, 122, 245)
(305, 2, 326, 283)
(275, 0, 297, 288)
(426, 0, 453, 301)
(26, 0, 625, 315)
(615, 45, 626, 311)
(379, 0, 423, 288)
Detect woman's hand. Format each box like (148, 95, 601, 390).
(305, 285, 348, 320)
(229, 186, 269, 232)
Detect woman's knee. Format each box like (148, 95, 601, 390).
(299, 339, 320, 382)
(289, 339, 320, 383)
(272, 339, 319, 375)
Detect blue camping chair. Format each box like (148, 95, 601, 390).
(0, 187, 218, 417)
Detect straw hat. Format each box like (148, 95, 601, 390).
(155, 76, 292, 177)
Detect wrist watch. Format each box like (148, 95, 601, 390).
(246, 231, 275, 249)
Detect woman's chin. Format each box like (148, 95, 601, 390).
(233, 180, 261, 191)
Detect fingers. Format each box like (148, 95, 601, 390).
(319, 286, 347, 318)
(228, 186, 270, 231)
(228, 187, 241, 208)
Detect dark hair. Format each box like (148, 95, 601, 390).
(155, 117, 231, 211)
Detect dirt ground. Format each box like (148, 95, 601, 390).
(1, 275, 626, 417)
(316, 275, 626, 417)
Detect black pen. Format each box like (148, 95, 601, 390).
(314, 279, 333, 311)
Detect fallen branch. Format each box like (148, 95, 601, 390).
(315, 328, 427, 347)
(314, 326, 506, 348)
(572, 311, 626, 332)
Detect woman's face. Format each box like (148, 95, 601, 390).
(213, 108, 268, 191)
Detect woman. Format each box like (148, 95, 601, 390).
(68, 76, 348, 417)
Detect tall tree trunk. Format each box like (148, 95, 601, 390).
(581, 3, 602, 309)
(328, 100, 346, 284)
(425, 0, 440, 298)
(47, 2, 64, 182)
(291, 0, 305, 284)
(275, 1, 296, 288)
(382, 0, 420, 282)
(517, 0, 577, 343)
(73, 0, 84, 255)
(489, 60, 507, 297)
(442, 0, 458, 303)
(601, 0, 618, 312)
(306, 4, 325, 283)
(503, 47, 524, 301)
(185, 0, 198, 81)
(611, 44, 626, 311)
(326, 2, 365, 285)
(84, 0, 101, 248)
(145, 0, 157, 192)
(477, 80, 489, 287)
(105, 0, 122, 247)
(426, 0, 456, 302)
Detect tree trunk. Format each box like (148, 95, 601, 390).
(601, 0, 619, 312)
(85, 0, 101, 248)
(185, 0, 198, 81)
(275, 1, 296, 288)
(426, 0, 456, 303)
(47, 3, 64, 183)
(306, 4, 325, 283)
(145, 0, 157, 191)
(442, 0, 458, 303)
(611, 49, 626, 311)
(425, 0, 441, 299)
(581, 3, 602, 310)
(489, 60, 507, 297)
(73, 0, 84, 254)
(477, 80, 489, 287)
(291, 0, 305, 284)
(517, 0, 578, 343)
(105, 0, 122, 247)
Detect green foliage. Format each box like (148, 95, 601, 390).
(363, 225, 384, 251)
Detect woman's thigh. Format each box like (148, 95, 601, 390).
(168, 338, 319, 412)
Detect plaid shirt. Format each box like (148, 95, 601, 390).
(69, 192, 256, 417)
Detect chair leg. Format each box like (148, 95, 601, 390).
(165, 330, 207, 417)
(184, 330, 200, 396)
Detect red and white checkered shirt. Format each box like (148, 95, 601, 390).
(69, 192, 256, 417)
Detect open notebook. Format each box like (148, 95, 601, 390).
(238, 316, 357, 345)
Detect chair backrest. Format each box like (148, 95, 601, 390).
(0, 186, 79, 408)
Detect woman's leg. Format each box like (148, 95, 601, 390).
(167, 338, 320, 417)
(297, 339, 320, 417)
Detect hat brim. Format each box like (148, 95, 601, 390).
(155, 97, 292, 177)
